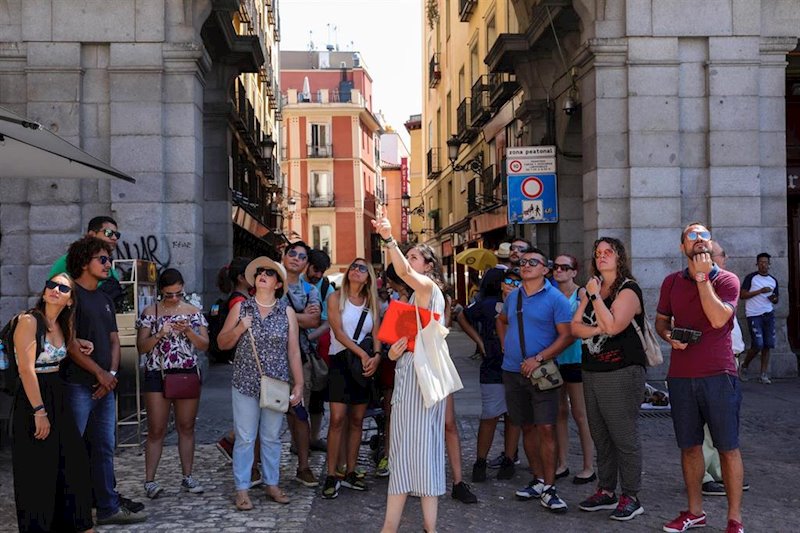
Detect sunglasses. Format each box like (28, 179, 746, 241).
(162, 290, 185, 299)
(553, 263, 575, 272)
(594, 249, 615, 259)
(255, 267, 278, 278)
(518, 257, 545, 267)
(101, 228, 121, 239)
(685, 230, 711, 242)
(92, 255, 111, 265)
(286, 249, 308, 261)
(45, 280, 72, 294)
(510, 244, 528, 252)
(503, 278, 521, 287)
(349, 263, 369, 274)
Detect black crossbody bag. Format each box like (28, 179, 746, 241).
(340, 308, 372, 387)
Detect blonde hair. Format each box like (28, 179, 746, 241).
(339, 258, 379, 319)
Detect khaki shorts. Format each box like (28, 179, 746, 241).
(288, 359, 313, 408)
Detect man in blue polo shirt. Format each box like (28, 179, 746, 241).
(497, 247, 573, 514)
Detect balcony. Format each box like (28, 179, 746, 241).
(307, 144, 333, 158)
(427, 148, 442, 179)
(230, 79, 263, 151)
(470, 76, 492, 128)
(488, 72, 520, 109)
(482, 165, 500, 208)
(459, 0, 477, 21)
(485, 33, 528, 74)
(456, 98, 478, 144)
(467, 178, 479, 213)
(429, 53, 441, 88)
(309, 193, 335, 207)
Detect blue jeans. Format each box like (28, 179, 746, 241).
(67, 383, 120, 519)
(232, 388, 284, 490)
(747, 311, 776, 349)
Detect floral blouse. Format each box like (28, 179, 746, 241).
(232, 298, 291, 399)
(136, 312, 208, 371)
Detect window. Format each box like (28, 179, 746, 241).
(446, 92, 452, 138)
(487, 15, 497, 50)
(310, 171, 332, 206)
(312, 225, 332, 256)
(470, 45, 479, 83)
(458, 67, 465, 101)
(310, 123, 330, 157)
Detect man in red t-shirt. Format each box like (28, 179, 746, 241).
(655, 222, 744, 533)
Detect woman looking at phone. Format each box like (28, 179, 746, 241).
(136, 268, 209, 499)
(570, 237, 647, 522)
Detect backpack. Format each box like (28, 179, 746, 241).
(0, 311, 47, 395)
(206, 291, 248, 364)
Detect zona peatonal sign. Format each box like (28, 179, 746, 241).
(506, 146, 558, 224)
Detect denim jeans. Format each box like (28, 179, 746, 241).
(67, 383, 120, 519)
(232, 387, 284, 489)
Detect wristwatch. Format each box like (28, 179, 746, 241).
(589, 293, 599, 302)
(534, 355, 544, 364)
(694, 272, 708, 283)
(109, 370, 118, 377)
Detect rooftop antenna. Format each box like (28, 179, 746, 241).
(334, 25, 339, 51)
(307, 30, 314, 51)
(326, 24, 335, 52)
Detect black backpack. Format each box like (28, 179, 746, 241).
(0, 310, 47, 395)
(206, 291, 247, 364)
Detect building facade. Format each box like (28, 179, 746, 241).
(404, 114, 426, 243)
(423, 0, 800, 376)
(380, 127, 411, 247)
(279, 50, 384, 271)
(0, 0, 284, 316)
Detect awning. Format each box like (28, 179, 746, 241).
(0, 105, 135, 182)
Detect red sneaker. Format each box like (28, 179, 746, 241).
(663, 510, 707, 532)
(725, 519, 744, 533)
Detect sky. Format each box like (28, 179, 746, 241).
(279, 0, 422, 147)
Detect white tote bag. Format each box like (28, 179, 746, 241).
(412, 302, 463, 408)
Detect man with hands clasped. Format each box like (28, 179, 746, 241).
(655, 223, 745, 533)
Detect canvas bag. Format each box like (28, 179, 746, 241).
(287, 288, 328, 391)
(620, 278, 664, 367)
(516, 291, 563, 391)
(247, 329, 290, 413)
(411, 299, 463, 408)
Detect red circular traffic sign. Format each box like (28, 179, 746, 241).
(521, 176, 544, 199)
(509, 159, 523, 173)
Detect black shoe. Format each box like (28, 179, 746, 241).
(609, 494, 643, 521)
(451, 481, 478, 504)
(497, 456, 515, 480)
(472, 459, 487, 482)
(120, 495, 145, 513)
(702, 481, 726, 496)
(572, 472, 597, 485)
(555, 468, 570, 479)
(340, 471, 368, 491)
(321, 475, 340, 499)
(743, 480, 750, 491)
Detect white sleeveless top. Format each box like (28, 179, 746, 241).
(329, 298, 373, 354)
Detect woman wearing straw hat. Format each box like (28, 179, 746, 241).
(218, 257, 304, 510)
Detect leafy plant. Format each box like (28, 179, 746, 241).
(426, 0, 439, 29)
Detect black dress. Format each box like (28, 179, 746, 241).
(12, 341, 93, 532)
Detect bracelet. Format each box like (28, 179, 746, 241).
(32, 404, 45, 412)
(384, 239, 398, 249)
(381, 235, 395, 244)
(34, 412, 48, 417)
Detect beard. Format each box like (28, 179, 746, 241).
(688, 243, 711, 258)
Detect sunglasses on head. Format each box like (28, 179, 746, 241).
(255, 267, 278, 278)
(553, 263, 575, 272)
(594, 249, 615, 259)
(685, 230, 711, 242)
(518, 257, 545, 267)
(101, 228, 121, 239)
(92, 255, 111, 265)
(162, 290, 185, 300)
(503, 278, 521, 287)
(286, 249, 307, 261)
(45, 280, 72, 294)
(349, 263, 369, 274)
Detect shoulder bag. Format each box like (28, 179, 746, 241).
(621, 278, 664, 367)
(411, 299, 463, 408)
(156, 305, 201, 400)
(248, 329, 290, 412)
(517, 291, 563, 391)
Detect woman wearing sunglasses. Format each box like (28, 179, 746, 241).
(322, 258, 381, 498)
(136, 268, 209, 499)
(217, 257, 304, 510)
(570, 238, 647, 522)
(551, 255, 596, 485)
(12, 274, 95, 532)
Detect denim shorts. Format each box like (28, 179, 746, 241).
(668, 373, 742, 451)
(747, 311, 776, 349)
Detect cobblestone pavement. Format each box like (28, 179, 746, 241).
(1, 330, 799, 532)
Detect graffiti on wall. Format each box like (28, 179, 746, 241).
(115, 235, 173, 270)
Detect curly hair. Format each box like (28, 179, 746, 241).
(66, 236, 113, 279)
(590, 237, 635, 296)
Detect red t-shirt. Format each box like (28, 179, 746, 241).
(656, 267, 740, 378)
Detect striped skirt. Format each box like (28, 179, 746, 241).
(387, 351, 446, 497)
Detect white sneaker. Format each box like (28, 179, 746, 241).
(144, 480, 162, 499)
(181, 474, 205, 494)
(758, 373, 772, 384)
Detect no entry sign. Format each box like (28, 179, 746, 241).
(506, 146, 558, 224)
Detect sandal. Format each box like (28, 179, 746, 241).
(235, 490, 253, 511)
(265, 486, 290, 504)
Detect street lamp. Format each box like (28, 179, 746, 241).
(446, 134, 483, 175)
(401, 193, 411, 209)
(260, 136, 276, 160)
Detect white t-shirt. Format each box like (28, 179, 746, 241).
(741, 272, 778, 317)
(329, 299, 373, 355)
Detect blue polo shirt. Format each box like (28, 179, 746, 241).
(501, 279, 572, 373)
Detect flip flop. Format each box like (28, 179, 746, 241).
(265, 487, 290, 504)
(235, 491, 253, 511)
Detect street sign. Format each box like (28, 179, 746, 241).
(506, 146, 558, 224)
(507, 173, 558, 223)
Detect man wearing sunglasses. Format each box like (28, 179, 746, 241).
(64, 236, 146, 525)
(281, 241, 322, 488)
(655, 222, 744, 533)
(497, 248, 574, 514)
